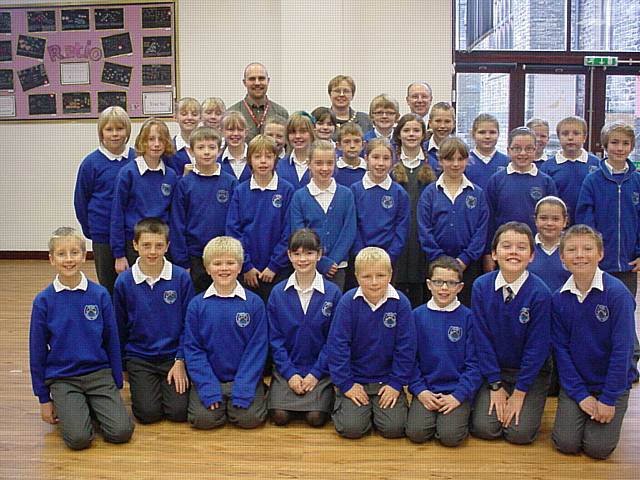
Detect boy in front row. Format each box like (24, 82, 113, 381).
(113, 218, 195, 424)
(328, 247, 416, 439)
(185, 236, 268, 429)
(29, 228, 134, 450)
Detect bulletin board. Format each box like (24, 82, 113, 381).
(0, 1, 178, 121)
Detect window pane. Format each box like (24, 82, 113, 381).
(525, 73, 586, 157)
(605, 75, 640, 164)
(572, 0, 640, 52)
(457, 0, 567, 51)
(456, 73, 510, 152)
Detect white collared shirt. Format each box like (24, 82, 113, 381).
(132, 258, 172, 289)
(427, 137, 439, 153)
(175, 134, 189, 152)
(99, 145, 129, 162)
(193, 163, 221, 177)
(53, 272, 88, 292)
(494, 270, 529, 301)
(373, 127, 393, 142)
(337, 157, 367, 170)
(362, 173, 392, 190)
(250, 172, 278, 191)
(354, 284, 400, 312)
(284, 271, 325, 314)
(604, 160, 629, 175)
(427, 297, 461, 312)
(535, 234, 559, 256)
(400, 148, 424, 170)
(506, 162, 538, 176)
(471, 148, 496, 165)
(307, 178, 336, 213)
(436, 174, 474, 204)
(203, 281, 247, 300)
(560, 268, 604, 303)
(555, 148, 588, 164)
(221, 145, 248, 179)
(534, 152, 549, 162)
(290, 151, 309, 181)
(135, 156, 166, 175)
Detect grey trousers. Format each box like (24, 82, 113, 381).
(552, 389, 630, 460)
(332, 383, 408, 439)
(126, 358, 189, 424)
(92, 242, 117, 296)
(471, 368, 550, 444)
(405, 397, 472, 446)
(188, 381, 267, 430)
(48, 368, 134, 450)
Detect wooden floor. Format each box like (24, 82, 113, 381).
(1, 260, 638, 480)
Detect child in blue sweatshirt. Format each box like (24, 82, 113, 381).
(465, 114, 509, 190)
(29, 228, 134, 450)
(551, 225, 635, 459)
(471, 222, 551, 445)
(363, 94, 399, 144)
(406, 256, 481, 446)
(74, 106, 134, 295)
(218, 111, 251, 183)
(226, 134, 294, 303)
(328, 247, 417, 439)
(540, 116, 600, 223)
(334, 123, 367, 188)
(351, 138, 410, 264)
(276, 112, 316, 191)
(110, 118, 178, 274)
(165, 97, 201, 176)
(483, 127, 557, 271)
(113, 218, 195, 424)
(290, 140, 356, 291)
(184, 236, 268, 429)
(170, 126, 238, 292)
(267, 229, 342, 427)
(417, 136, 488, 306)
(425, 102, 456, 175)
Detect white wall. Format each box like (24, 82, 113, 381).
(0, 0, 452, 251)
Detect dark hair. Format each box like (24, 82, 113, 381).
(391, 114, 435, 185)
(134, 217, 169, 243)
(428, 256, 463, 281)
(310, 107, 337, 127)
(508, 126, 536, 147)
(289, 228, 322, 253)
(491, 221, 534, 253)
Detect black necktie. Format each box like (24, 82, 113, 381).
(505, 286, 514, 304)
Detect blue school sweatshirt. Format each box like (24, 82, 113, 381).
(334, 162, 366, 188)
(350, 178, 410, 262)
(409, 303, 481, 404)
(575, 159, 640, 272)
(485, 168, 557, 251)
(471, 271, 551, 392)
(552, 272, 635, 406)
(540, 152, 600, 222)
(276, 155, 311, 191)
(427, 147, 441, 176)
(417, 181, 489, 266)
(327, 288, 417, 393)
(225, 175, 294, 274)
(267, 276, 342, 380)
(113, 262, 195, 363)
(110, 160, 178, 258)
(165, 145, 191, 178)
(529, 243, 570, 293)
(465, 150, 509, 191)
(184, 288, 267, 408)
(29, 279, 123, 404)
(73, 148, 135, 243)
(169, 170, 238, 268)
(290, 184, 357, 274)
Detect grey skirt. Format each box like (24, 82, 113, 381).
(267, 369, 334, 413)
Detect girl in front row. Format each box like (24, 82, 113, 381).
(552, 224, 635, 460)
(267, 229, 342, 427)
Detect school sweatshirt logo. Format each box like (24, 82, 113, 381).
(529, 187, 543, 201)
(163, 290, 177, 304)
(161, 183, 172, 196)
(465, 195, 477, 209)
(518, 307, 530, 324)
(383, 312, 397, 328)
(217, 189, 230, 203)
(321, 301, 333, 317)
(236, 312, 250, 327)
(381, 195, 394, 209)
(595, 304, 610, 323)
(272, 194, 283, 208)
(448, 326, 462, 342)
(588, 165, 599, 174)
(497, 166, 506, 173)
(633, 192, 640, 206)
(84, 304, 99, 321)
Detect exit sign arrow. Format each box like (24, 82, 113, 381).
(584, 56, 618, 67)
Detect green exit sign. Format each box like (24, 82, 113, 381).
(584, 56, 618, 67)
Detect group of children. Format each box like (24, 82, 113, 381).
(31, 94, 638, 460)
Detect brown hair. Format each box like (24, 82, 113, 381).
(328, 75, 356, 96)
(491, 221, 535, 254)
(134, 118, 175, 157)
(247, 134, 278, 169)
